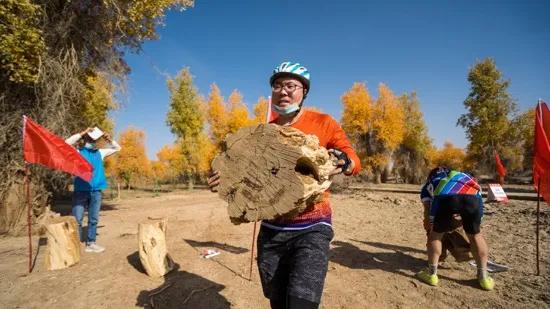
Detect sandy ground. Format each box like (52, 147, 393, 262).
(0, 188, 549, 309)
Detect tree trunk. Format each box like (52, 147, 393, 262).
(374, 172, 382, 184)
(1, 177, 48, 236)
(138, 218, 174, 278)
(45, 216, 80, 270)
(212, 124, 336, 224)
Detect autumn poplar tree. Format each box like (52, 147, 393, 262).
(430, 141, 466, 170)
(341, 82, 374, 166)
(394, 92, 433, 183)
(113, 128, 151, 189)
(227, 89, 252, 133)
(252, 96, 270, 124)
(457, 58, 517, 174)
(0, 0, 194, 232)
(166, 67, 214, 187)
(371, 84, 405, 182)
(156, 144, 184, 184)
(507, 108, 535, 171)
(206, 83, 228, 145)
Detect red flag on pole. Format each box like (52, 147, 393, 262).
(494, 151, 507, 178)
(22, 116, 93, 181)
(533, 100, 550, 205)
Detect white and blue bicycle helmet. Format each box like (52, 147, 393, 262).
(270, 61, 311, 97)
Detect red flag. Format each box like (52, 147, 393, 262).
(23, 116, 93, 181)
(494, 151, 506, 178)
(533, 100, 550, 205)
(266, 96, 278, 123)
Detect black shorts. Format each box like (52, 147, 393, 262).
(431, 194, 484, 234)
(257, 224, 334, 304)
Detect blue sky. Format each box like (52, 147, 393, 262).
(113, 0, 550, 159)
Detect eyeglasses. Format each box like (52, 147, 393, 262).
(271, 83, 303, 93)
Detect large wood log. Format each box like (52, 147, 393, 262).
(45, 216, 80, 270)
(212, 124, 335, 224)
(138, 218, 174, 278)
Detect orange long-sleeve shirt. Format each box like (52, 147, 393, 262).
(262, 110, 361, 230)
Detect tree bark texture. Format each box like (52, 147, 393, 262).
(138, 218, 174, 278)
(45, 216, 80, 270)
(212, 124, 335, 224)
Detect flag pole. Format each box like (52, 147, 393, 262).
(25, 164, 33, 273)
(536, 177, 540, 276)
(249, 213, 258, 281)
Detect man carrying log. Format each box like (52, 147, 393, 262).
(417, 166, 495, 290)
(209, 61, 361, 309)
(65, 127, 121, 253)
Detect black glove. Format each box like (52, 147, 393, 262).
(330, 148, 352, 173)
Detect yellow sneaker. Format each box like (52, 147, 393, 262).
(479, 276, 495, 291)
(416, 268, 439, 286)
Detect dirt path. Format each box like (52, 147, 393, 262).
(0, 189, 548, 308)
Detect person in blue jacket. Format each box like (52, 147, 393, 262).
(65, 127, 121, 253)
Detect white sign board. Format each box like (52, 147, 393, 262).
(486, 183, 509, 203)
(87, 127, 104, 141)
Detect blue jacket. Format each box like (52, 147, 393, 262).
(74, 148, 107, 191)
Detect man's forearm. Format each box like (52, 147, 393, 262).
(65, 133, 82, 145)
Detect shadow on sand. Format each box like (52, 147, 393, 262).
(183, 239, 248, 254)
(329, 240, 425, 279)
(127, 252, 231, 309)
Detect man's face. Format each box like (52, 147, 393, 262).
(271, 77, 305, 107)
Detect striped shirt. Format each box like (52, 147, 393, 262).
(420, 170, 481, 204)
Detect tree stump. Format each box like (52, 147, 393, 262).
(45, 216, 80, 270)
(212, 124, 335, 224)
(138, 218, 174, 278)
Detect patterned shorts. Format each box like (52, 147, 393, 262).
(257, 224, 334, 304)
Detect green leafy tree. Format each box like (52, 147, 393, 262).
(83, 73, 119, 134)
(0, 0, 45, 83)
(508, 108, 535, 172)
(457, 58, 517, 174)
(166, 67, 206, 187)
(394, 92, 433, 183)
(0, 0, 194, 232)
(166, 68, 203, 140)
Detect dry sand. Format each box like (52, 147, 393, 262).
(0, 188, 548, 308)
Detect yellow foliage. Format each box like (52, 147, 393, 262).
(341, 82, 373, 135)
(83, 73, 118, 133)
(206, 83, 228, 145)
(206, 85, 252, 145)
(227, 89, 252, 134)
(157, 144, 184, 182)
(115, 0, 194, 43)
(150, 160, 167, 181)
(180, 132, 217, 174)
(431, 141, 466, 170)
(0, 0, 45, 83)
(112, 127, 151, 187)
(373, 84, 405, 151)
(252, 96, 269, 124)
